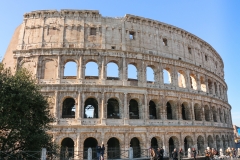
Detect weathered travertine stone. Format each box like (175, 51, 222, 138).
(3, 10, 234, 158)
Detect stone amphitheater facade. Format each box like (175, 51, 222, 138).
(3, 10, 234, 158)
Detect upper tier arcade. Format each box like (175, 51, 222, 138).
(8, 10, 224, 79)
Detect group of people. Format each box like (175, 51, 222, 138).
(225, 147, 238, 158)
(96, 144, 105, 160)
(149, 147, 164, 160)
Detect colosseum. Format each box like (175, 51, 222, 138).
(3, 10, 234, 159)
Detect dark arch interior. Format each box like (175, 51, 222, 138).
(149, 100, 157, 119)
(208, 136, 214, 148)
(107, 98, 120, 119)
(107, 138, 120, 159)
(83, 137, 98, 159)
(197, 136, 204, 154)
(151, 137, 158, 149)
(129, 99, 139, 119)
(130, 137, 140, 158)
(182, 104, 186, 120)
(167, 102, 172, 119)
(60, 138, 74, 159)
(62, 98, 75, 118)
(169, 137, 174, 156)
(84, 98, 98, 118)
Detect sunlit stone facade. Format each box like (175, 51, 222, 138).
(3, 10, 234, 158)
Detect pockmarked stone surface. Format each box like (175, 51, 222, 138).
(3, 10, 234, 158)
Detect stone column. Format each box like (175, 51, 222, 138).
(81, 93, 85, 118)
(54, 91, 59, 121)
(196, 74, 201, 91)
(144, 94, 148, 120)
(101, 92, 106, 125)
(205, 76, 209, 94)
(57, 55, 61, 80)
(185, 70, 191, 90)
(159, 61, 164, 87)
(78, 56, 82, 79)
(191, 99, 195, 122)
(122, 57, 127, 85)
(77, 93, 82, 123)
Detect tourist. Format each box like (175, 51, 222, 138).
(96, 144, 101, 160)
(101, 144, 105, 160)
(179, 148, 184, 160)
(159, 147, 164, 160)
(192, 148, 197, 160)
(172, 148, 178, 160)
(149, 147, 156, 160)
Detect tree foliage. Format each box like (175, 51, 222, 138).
(0, 63, 55, 154)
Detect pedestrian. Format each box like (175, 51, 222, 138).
(179, 148, 183, 160)
(100, 144, 105, 160)
(96, 144, 101, 160)
(172, 148, 178, 160)
(149, 147, 156, 160)
(159, 147, 164, 160)
(157, 148, 161, 160)
(192, 148, 197, 160)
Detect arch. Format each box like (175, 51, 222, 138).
(163, 68, 171, 84)
(169, 136, 179, 155)
(130, 137, 141, 158)
(146, 66, 155, 82)
(85, 61, 98, 79)
(107, 62, 119, 80)
(107, 137, 120, 159)
(149, 100, 157, 119)
(212, 106, 217, 122)
(204, 105, 211, 121)
(197, 136, 204, 154)
(194, 104, 202, 121)
(60, 137, 74, 159)
(64, 61, 77, 79)
(128, 64, 138, 80)
(107, 98, 120, 119)
(190, 74, 197, 90)
(62, 98, 75, 118)
(214, 82, 218, 96)
(222, 135, 226, 151)
(167, 101, 177, 120)
(83, 137, 98, 159)
(182, 102, 191, 120)
(84, 98, 98, 118)
(151, 137, 158, 149)
(207, 135, 214, 148)
(43, 59, 57, 79)
(200, 76, 206, 92)
(208, 79, 213, 94)
(167, 102, 172, 120)
(184, 136, 193, 153)
(129, 99, 139, 119)
(178, 70, 186, 88)
(216, 135, 221, 151)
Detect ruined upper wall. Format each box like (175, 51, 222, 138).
(4, 10, 224, 79)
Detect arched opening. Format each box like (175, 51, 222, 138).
(219, 108, 223, 123)
(197, 136, 204, 154)
(62, 98, 75, 118)
(163, 68, 171, 84)
(190, 74, 197, 90)
(207, 135, 214, 148)
(169, 137, 179, 156)
(107, 98, 120, 119)
(222, 135, 226, 151)
(84, 98, 98, 118)
(107, 137, 120, 159)
(146, 66, 155, 82)
(214, 82, 218, 96)
(151, 137, 158, 149)
(149, 100, 157, 119)
(128, 64, 138, 80)
(182, 103, 191, 120)
(83, 137, 98, 159)
(178, 71, 186, 88)
(167, 102, 172, 120)
(194, 104, 202, 121)
(212, 107, 217, 122)
(85, 61, 98, 79)
(216, 135, 221, 151)
(200, 76, 206, 92)
(130, 137, 141, 158)
(107, 62, 119, 80)
(208, 79, 213, 94)
(184, 136, 193, 155)
(60, 138, 74, 160)
(129, 99, 139, 119)
(64, 61, 77, 79)
(204, 105, 210, 121)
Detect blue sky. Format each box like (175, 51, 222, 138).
(0, 0, 239, 126)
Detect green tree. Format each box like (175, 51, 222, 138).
(0, 63, 55, 157)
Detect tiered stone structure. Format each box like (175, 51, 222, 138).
(3, 10, 234, 158)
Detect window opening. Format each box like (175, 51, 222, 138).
(107, 138, 120, 159)
(129, 99, 139, 119)
(84, 98, 98, 118)
(163, 69, 171, 84)
(107, 62, 119, 80)
(90, 28, 96, 35)
(188, 47, 192, 54)
(167, 102, 172, 119)
(149, 100, 157, 119)
(163, 38, 168, 46)
(107, 98, 120, 119)
(64, 61, 77, 79)
(178, 71, 186, 88)
(151, 137, 158, 149)
(129, 31, 135, 40)
(190, 74, 197, 90)
(128, 64, 138, 80)
(83, 138, 98, 159)
(205, 55, 208, 61)
(130, 138, 140, 158)
(146, 67, 154, 83)
(62, 98, 75, 118)
(61, 138, 74, 159)
(85, 61, 98, 79)
(111, 46, 115, 49)
(200, 76, 206, 92)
